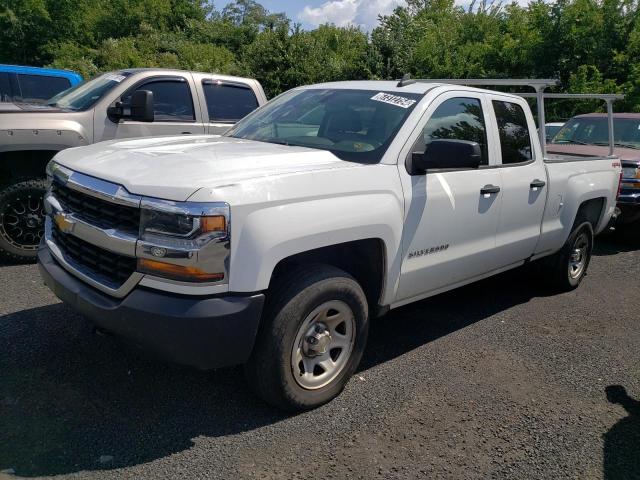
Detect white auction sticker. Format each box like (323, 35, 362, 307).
(103, 73, 126, 83)
(371, 92, 417, 109)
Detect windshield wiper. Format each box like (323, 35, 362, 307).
(614, 142, 640, 150)
(592, 141, 640, 150)
(558, 139, 589, 145)
(264, 138, 291, 146)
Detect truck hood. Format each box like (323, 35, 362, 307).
(0, 102, 65, 113)
(53, 135, 355, 201)
(546, 143, 640, 163)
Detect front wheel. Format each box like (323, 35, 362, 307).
(543, 221, 594, 292)
(0, 179, 48, 262)
(245, 264, 369, 411)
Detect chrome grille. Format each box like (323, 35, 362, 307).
(51, 181, 140, 233)
(51, 223, 137, 287)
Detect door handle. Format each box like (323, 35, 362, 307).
(530, 179, 546, 189)
(480, 184, 501, 195)
(181, 131, 192, 135)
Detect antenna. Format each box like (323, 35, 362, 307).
(397, 74, 416, 88)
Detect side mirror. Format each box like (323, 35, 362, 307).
(107, 90, 154, 123)
(411, 139, 481, 173)
(129, 90, 154, 122)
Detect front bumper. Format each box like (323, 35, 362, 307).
(618, 191, 640, 206)
(38, 245, 265, 370)
(617, 186, 640, 223)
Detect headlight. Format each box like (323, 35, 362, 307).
(622, 167, 637, 179)
(140, 199, 228, 243)
(137, 199, 230, 283)
(45, 160, 55, 180)
(140, 209, 225, 238)
(45, 160, 72, 184)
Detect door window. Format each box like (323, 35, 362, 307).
(492, 100, 533, 164)
(203, 82, 259, 122)
(17, 74, 71, 102)
(422, 97, 489, 166)
(125, 79, 195, 122)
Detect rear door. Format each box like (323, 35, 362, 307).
(201, 79, 260, 134)
(490, 96, 547, 266)
(396, 91, 503, 302)
(110, 74, 205, 139)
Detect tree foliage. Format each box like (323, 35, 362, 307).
(1, 0, 639, 116)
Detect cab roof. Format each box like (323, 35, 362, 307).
(301, 80, 525, 100)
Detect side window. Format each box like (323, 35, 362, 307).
(492, 100, 533, 164)
(17, 74, 71, 102)
(422, 97, 489, 166)
(203, 82, 259, 122)
(126, 79, 195, 122)
(0, 73, 11, 102)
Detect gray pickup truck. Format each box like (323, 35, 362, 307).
(0, 68, 266, 261)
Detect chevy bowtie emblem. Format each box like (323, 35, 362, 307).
(53, 212, 75, 234)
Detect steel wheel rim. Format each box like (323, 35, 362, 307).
(291, 300, 356, 390)
(568, 232, 589, 279)
(0, 193, 45, 250)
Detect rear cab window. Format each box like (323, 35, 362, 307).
(0, 72, 11, 102)
(17, 74, 71, 103)
(492, 100, 533, 165)
(202, 81, 259, 122)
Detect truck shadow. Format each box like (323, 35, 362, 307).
(0, 267, 567, 476)
(359, 266, 552, 371)
(603, 385, 640, 480)
(593, 223, 640, 256)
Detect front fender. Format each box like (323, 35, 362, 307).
(228, 193, 403, 300)
(0, 118, 91, 153)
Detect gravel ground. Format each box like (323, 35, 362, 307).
(1, 226, 639, 480)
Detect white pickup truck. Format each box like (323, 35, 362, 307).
(38, 80, 621, 410)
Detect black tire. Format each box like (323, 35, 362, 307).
(543, 221, 594, 292)
(244, 264, 369, 411)
(0, 179, 48, 262)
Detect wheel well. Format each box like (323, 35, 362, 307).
(574, 197, 606, 230)
(269, 239, 387, 314)
(0, 150, 58, 186)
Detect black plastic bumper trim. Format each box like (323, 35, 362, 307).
(38, 245, 265, 369)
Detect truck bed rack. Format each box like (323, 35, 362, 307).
(407, 78, 624, 157)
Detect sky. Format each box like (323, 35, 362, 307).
(215, 0, 407, 31)
(216, 0, 533, 31)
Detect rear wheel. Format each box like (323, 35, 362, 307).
(245, 264, 369, 411)
(543, 221, 594, 292)
(0, 179, 48, 262)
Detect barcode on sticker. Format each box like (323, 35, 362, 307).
(371, 92, 416, 109)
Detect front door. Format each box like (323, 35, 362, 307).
(104, 75, 205, 140)
(396, 93, 503, 302)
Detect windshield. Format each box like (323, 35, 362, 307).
(551, 117, 640, 149)
(46, 72, 132, 111)
(545, 124, 563, 142)
(225, 88, 422, 163)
